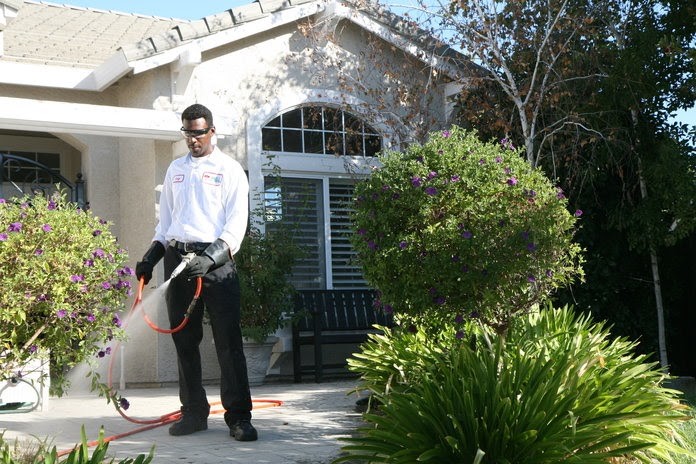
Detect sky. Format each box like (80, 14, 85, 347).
(59, 0, 695, 130)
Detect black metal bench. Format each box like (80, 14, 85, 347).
(291, 289, 393, 383)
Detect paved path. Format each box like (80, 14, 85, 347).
(1, 379, 367, 463)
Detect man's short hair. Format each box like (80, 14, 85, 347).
(182, 104, 214, 127)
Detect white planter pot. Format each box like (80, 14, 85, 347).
(0, 351, 50, 412)
(243, 336, 278, 386)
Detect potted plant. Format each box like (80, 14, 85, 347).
(0, 192, 131, 407)
(235, 222, 302, 384)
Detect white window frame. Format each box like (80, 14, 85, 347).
(246, 90, 396, 289)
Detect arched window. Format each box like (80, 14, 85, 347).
(262, 106, 381, 156)
(260, 105, 381, 290)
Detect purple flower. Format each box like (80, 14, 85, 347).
(478, 158, 486, 165)
(56, 309, 68, 319)
(84, 259, 94, 267)
(47, 201, 57, 210)
(8, 222, 22, 232)
(461, 230, 473, 239)
(505, 167, 512, 175)
(41, 224, 52, 232)
(411, 176, 422, 187)
(86, 313, 96, 322)
(118, 397, 130, 410)
(383, 304, 393, 314)
(28, 345, 38, 354)
(112, 314, 122, 328)
(93, 248, 105, 258)
(434, 296, 446, 305)
(70, 274, 85, 283)
(495, 156, 503, 163)
(37, 293, 47, 302)
(367, 240, 377, 251)
(399, 241, 408, 249)
(455, 331, 464, 339)
(357, 228, 367, 236)
(526, 243, 537, 252)
(454, 314, 464, 324)
(92, 229, 102, 237)
(99, 218, 107, 225)
(0, 199, 5, 204)
(116, 280, 132, 290)
(546, 270, 554, 278)
(425, 187, 438, 196)
(557, 188, 566, 199)
(97, 350, 106, 358)
(101, 282, 112, 290)
(0, 233, 7, 241)
(450, 175, 460, 182)
(427, 171, 438, 180)
(118, 266, 134, 277)
(34, 249, 44, 256)
(442, 130, 451, 138)
(574, 209, 583, 217)
(416, 156, 424, 163)
(507, 177, 518, 186)
(527, 275, 536, 283)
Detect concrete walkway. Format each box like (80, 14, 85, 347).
(1, 379, 367, 463)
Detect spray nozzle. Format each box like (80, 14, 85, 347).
(169, 253, 196, 280)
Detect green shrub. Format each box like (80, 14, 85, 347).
(0, 193, 130, 396)
(339, 306, 694, 463)
(0, 427, 154, 464)
(351, 127, 583, 333)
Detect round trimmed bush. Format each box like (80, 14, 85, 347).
(351, 126, 583, 332)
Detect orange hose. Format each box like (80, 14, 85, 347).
(74, 273, 284, 458)
(137, 276, 202, 334)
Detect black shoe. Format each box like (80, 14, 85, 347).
(169, 415, 208, 436)
(229, 419, 258, 441)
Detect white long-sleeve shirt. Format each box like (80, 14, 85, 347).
(153, 146, 249, 255)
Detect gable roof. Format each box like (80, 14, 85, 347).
(0, 0, 465, 91)
(2, 1, 190, 68)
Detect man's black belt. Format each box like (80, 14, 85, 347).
(170, 240, 211, 254)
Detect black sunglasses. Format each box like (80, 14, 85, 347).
(180, 127, 213, 139)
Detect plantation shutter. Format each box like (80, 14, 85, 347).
(264, 177, 326, 289)
(329, 180, 367, 289)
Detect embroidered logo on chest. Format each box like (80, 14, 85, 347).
(202, 172, 223, 186)
(173, 174, 184, 183)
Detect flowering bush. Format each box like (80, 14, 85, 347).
(0, 192, 131, 396)
(351, 126, 584, 333)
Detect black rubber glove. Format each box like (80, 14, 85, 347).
(135, 241, 165, 285)
(180, 255, 215, 280)
(180, 239, 231, 280)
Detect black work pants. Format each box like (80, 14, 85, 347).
(163, 247, 252, 426)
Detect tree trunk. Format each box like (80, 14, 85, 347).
(637, 160, 669, 369)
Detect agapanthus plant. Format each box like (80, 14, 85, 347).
(0, 192, 131, 396)
(351, 126, 584, 333)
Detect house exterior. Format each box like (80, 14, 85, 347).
(0, 0, 463, 385)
